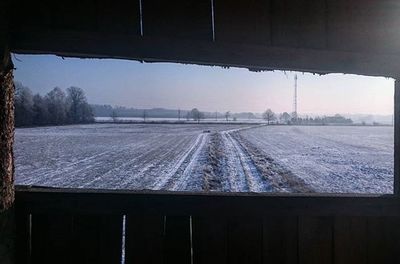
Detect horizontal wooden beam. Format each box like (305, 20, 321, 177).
(15, 187, 400, 217)
(10, 29, 400, 77)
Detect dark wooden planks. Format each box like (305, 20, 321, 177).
(72, 214, 123, 264)
(227, 216, 263, 264)
(12, 0, 98, 31)
(31, 213, 122, 264)
(142, 0, 213, 40)
(15, 209, 30, 264)
(31, 213, 74, 264)
(192, 215, 227, 264)
(214, 0, 271, 45)
(14, 188, 400, 216)
(271, 0, 327, 49)
(298, 216, 333, 264)
(97, 0, 140, 35)
(327, 0, 400, 53)
(125, 214, 165, 264)
(395, 79, 400, 195)
(334, 217, 368, 264)
(164, 215, 191, 264)
(263, 216, 298, 264)
(367, 216, 400, 264)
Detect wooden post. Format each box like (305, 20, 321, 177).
(394, 79, 400, 195)
(0, 0, 15, 258)
(0, 48, 14, 211)
(0, 45, 15, 264)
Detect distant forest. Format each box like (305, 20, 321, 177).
(14, 83, 358, 127)
(14, 82, 94, 127)
(92, 104, 258, 120)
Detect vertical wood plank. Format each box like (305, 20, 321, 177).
(367, 216, 400, 264)
(97, 0, 140, 35)
(394, 78, 400, 195)
(298, 216, 333, 264)
(271, 0, 327, 49)
(263, 216, 298, 264)
(0, 48, 14, 212)
(164, 215, 191, 264)
(125, 214, 165, 264)
(326, 0, 400, 53)
(227, 216, 263, 264)
(142, 0, 213, 40)
(214, 0, 271, 45)
(15, 208, 30, 264)
(192, 215, 227, 264)
(31, 213, 74, 264)
(72, 214, 123, 264)
(334, 216, 367, 264)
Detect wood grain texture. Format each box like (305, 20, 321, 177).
(0, 208, 15, 264)
(31, 213, 74, 264)
(334, 216, 368, 264)
(263, 216, 298, 264)
(298, 216, 333, 264)
(271, 0, 327, 49)
(227, 216, 263, 264)
(327, 0, 400, 53)
(367, 216, 400, 264)
(192, 215, 227, 264)
(214, 0, 271, 45)
(142, 0, 212, 40)
(72, 214, 123, 264)
(97, 0, 140, 35)
(0, 48, 14, 212)
(163, 215, 191, 264)
(125, 214, 165, 264)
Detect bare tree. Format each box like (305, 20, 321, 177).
(66, 86, 94, 123)
(263, 109, 276, 125)
(46, 87, 67, 125)
(32, 94, 49, 125)
(191, 108, 204, 123)
(143, 109, 147, 122)
(279, 112, 291, 124)
(225, 111, 230, 121)
(111, 110, 118, 122)
(14, 82, 34, 126)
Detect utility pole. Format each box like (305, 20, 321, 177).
(178, 109, 181, 121)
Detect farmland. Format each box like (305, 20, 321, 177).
(15, 123, 393, 193)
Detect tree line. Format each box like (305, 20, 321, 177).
(262, 109, 353, 125)
(14, 82, 94, 127)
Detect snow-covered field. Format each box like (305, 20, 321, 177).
(239, 126, 393, 193)
(15, 124, 394, 193)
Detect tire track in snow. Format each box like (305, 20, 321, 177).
(154, 133, 209, 191)
(220, 128, 271, 192)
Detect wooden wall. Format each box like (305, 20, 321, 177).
(15, 188, 400, 264)
(8, 0, 400, 77)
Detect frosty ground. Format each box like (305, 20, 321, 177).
(15, 123, 394, 193)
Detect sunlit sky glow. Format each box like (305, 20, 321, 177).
(13, 54, 394, 115)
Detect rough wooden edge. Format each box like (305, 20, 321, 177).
(15, 187, 400, 217)
(0, 48, 14, 212)
(10, 29, 400, 78)
(394, 79, 400, 196)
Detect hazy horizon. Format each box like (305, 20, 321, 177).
(13, 54, 395, 116)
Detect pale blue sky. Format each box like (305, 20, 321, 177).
(13, 54, 394, 115)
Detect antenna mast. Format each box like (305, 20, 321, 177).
(293, 74, 298, 122)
